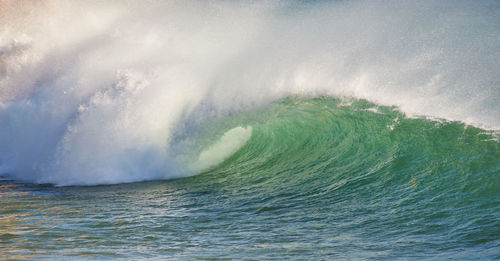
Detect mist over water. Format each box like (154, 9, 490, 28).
(1, 0, 499, 185)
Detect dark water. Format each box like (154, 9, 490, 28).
(1, 98, 499, 260)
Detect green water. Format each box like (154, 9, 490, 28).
(1, 97, 499, 260)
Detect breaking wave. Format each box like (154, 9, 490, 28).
(0, 0, 499, 185)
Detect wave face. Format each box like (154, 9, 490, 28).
(0, 0, 500, 185)
(193, 97, 500, 205)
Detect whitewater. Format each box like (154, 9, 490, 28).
(0, 0, 499, 259)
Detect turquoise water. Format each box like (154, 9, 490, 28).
(2, 97, 499, 260)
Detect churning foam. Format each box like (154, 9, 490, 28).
(0, 0, 499, 185)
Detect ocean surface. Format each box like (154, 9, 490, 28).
(1, 1, 500, 260)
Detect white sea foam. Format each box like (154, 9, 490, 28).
(0, 0, 499, 185)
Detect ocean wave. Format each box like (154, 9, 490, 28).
(0, 0, 499, 185)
